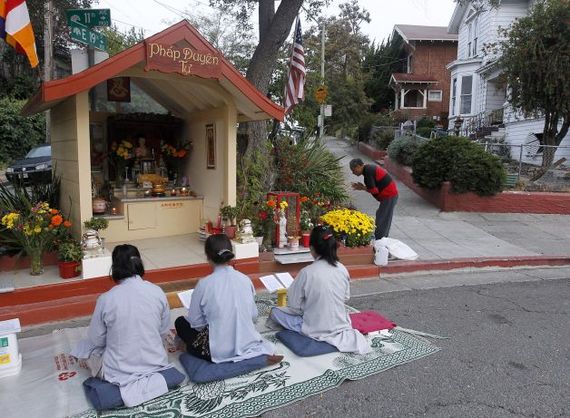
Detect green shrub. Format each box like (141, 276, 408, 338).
(412, 136, 506, 196)
(416, 126, 433, 138)
(0, 97, 45, 164)
(387, 135, 422, 167)
(416, 117, 436, 129)
(357, 112, 393, 143)
(371, 128, 394, 150)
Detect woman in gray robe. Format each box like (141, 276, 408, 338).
(175, 234, 283, 364)
(71, 244, 184, 407)
(270, 226, 371, 354)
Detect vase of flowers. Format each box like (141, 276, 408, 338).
(1, 203, 72, 275)
(110, 140, 134, 186)
(320, 208, 375, 248)
(161, 140, 192, 185)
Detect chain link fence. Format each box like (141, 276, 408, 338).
(478, 140, 570, 192)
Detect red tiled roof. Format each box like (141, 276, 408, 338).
(394, 24, 458, 42)
(391, 73, 438, 83)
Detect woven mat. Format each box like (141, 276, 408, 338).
(0, 299, 440, 418)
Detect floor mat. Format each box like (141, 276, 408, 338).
(0, 301, 440, 418)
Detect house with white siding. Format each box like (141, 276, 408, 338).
(446, 0, 569, 164)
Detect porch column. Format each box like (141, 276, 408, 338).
(422, 89, 427, 108)
(400, 89, 406, 108)
(394, 90, 398, 110)
(50, 91, 92, 238)
(223, 102, 237, 206)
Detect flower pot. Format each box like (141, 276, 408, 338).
(92, 198, 107, 214)
(58, 261, 81, 279)
(224, 225, 237, 239)
(301, 233, 311, 247)
(255, 236, 264, 246)
(288, 238, 300, 249)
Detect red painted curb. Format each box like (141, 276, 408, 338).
(3, 255, 569, 326)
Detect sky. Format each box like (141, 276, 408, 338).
(96, 0, 457, 45)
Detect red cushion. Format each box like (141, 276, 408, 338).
(349, 311, 396, 334)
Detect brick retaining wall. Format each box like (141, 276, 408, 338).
(384, 157, 570, 214)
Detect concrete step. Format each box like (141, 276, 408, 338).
(273, 246, 314, 264)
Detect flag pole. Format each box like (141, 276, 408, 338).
(319, 20, 326, 139)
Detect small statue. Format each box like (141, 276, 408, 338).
(237, 219, 256, 244)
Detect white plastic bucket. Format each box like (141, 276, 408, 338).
(0, 333, 22, 378)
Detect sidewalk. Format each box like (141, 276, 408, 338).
(330, 137, 570, 260)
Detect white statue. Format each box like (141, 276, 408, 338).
(278, 209, 287, 248)
(237, 219, 256, 244)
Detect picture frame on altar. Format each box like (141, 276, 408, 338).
(206, 124, 216, 169)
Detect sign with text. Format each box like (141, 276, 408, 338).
(145, 42, 222, 79)
(66, 9, 111, 27)
(69, 20, 107, 51)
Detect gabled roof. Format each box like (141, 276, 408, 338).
(390, 73, 438, 85)
(393, 24, 458, 43)
(22, 20, 284, 121)
(448, 2, 469, 34)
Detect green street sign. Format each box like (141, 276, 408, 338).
(66, 9, 111, 28)
(69, 20, 107, 51)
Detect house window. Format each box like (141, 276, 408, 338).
(467, 15, 479, 57)
(401, 89, 426, 109)
(428, 90, 442, 102)
(460, 75, 473, 114)
(451, 78, 457, 115)
(407, 55, 413, 73)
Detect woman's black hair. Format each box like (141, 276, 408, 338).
(205, 234, 235, 264)
(111, 244, 145, 282)
(310, 225, 339, 266)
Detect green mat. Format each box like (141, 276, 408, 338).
(71, 299, 440, 418)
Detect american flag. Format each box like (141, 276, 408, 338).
(284, 18, 305, 114)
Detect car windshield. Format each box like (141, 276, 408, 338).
(25, 146, 51, 158)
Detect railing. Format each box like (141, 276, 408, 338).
(449, 107, 505, 137)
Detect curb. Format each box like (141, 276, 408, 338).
(4, 255, 570, 326)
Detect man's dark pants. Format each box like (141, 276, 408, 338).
(375, 195, 398, 239)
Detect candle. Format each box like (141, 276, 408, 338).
(171, 188, 177, 196)
(111, 207, 117, 215)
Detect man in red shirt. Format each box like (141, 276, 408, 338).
(349, 158, 398, 240)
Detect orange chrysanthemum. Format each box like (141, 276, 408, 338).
(266, 200, 276, 208)
(51, 214, 63, 226)
(50, 208, 59, 215)
(63, 220, 72, 228)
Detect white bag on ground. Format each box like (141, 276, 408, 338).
(376, 237, 419, 261)
(373, 240, 389, 266)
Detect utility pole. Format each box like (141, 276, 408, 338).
(319, 21, 325, 139)
(43, 0, 54, 143)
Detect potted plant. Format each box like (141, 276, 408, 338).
(83, 217, 109, 232)
(219, 205, 238, 239)
(299, 209, 313, 247)
(57, 239, 83, 279)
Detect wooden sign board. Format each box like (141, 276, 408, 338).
(145, 42, 222, 79)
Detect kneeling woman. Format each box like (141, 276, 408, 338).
(175, 234, 282, 364)
(71, 244, 183, 407)
(270, 226, 371, 354)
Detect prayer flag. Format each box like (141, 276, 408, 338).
(0, 0, 39, 68)
(284, 18, 305, 114)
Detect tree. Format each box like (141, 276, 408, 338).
(496, 0, 570, 168)
(363, 35, 404, 112)
(0, 0, 95, 95)
(100, 25, 145, 57)
(209, 0, 329, 159)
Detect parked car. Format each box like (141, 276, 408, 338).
(5, 144, 52, 184)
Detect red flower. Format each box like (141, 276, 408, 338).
(259, 211, 268, 220)
(51, 215, 63, 226)
(63, 220, 72, 228)
(266, 200, 276, 208)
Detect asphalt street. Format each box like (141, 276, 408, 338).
(263, 267, 570, 418)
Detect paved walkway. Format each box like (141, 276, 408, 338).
(329, 137, 570, 259)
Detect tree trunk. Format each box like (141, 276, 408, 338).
(240, 0, 304, 160)
(531, 111, 568, 181)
